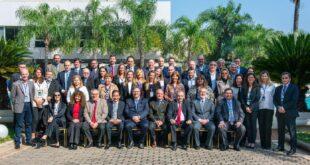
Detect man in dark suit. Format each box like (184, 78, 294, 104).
(82, 68, 95, 94)
(143, 59, 156, 77)
(57, 60, 73, 101)
(181, 60, 197, 80)
(234, 58, 247, 75)
(106, 55, 118, 77)
(182, 69, 196, 94)
(124, 87, 149, 149)
(11, 68, 35, 149)
(45, 70, 60, 102)
(205, 61, 219, 92)
(148, 89, 169, 148)
(107, 90, 125, 149)
(217, 88, 246, 151)
(126, 56, 138, 73)
(192, 87, 216, 150)
(121, 71, 137, 100)
(89, 59, 99, 79)
(273, 72, 299, 156)
(167, 91, 193, 151)
(71, 58, 83, 76)
(196, 55, 208, 75)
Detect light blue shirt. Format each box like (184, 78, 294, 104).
(227, 100, 235, 124)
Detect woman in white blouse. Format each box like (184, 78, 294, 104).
(32, 68, 49, 140)
(66, 75, 89, 103)
(258, 71, 275, 150)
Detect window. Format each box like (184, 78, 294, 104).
(5, 26, 20, 41)
(0, 27, 4, 39)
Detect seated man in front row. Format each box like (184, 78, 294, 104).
(192, 87, 216, 150)
(217, 88, 246, 151)
(149, 89, 169, 148)
(106, 90, 125, 149)
(167, 91, 193, 151)
(82, 89, 109, 148)
(125, 87, 149, 149)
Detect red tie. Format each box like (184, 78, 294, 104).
(111, 66, 114, 77)
(176, 103, 182, 126)
(91, 101, 97, 123)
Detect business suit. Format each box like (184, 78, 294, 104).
(71, 68, 83, 77)
(82, 77, 95, 94)
(142, 82, 161, 99)
(217, 98, 246, 149)
(57, 70, 73, 92)
(126, 65, 138, 73)
(237, 66, 247, 75)
(89, 68, 99, 80)
(204, 71, 219, 92)
(66, 103, 84, 145)
(124, 98, 149, 145)
(11, 80, 35, 146)
(121, 82, 138, 101)
(46, 63, 65, 78)
(167, 100, 193, 146)
(82, 99, 109, 145)
(163, 66, 182, 78)
(196, 64, 208, 75)
(239, 86, 260, 144)
(107, 101, 125, 144)
(45, 102, 66, 143)
(148, 99, 169, 144)
(182, 78, 196, 95)
(192, 99, 216, 148)
(47, 79, 61, 98)
(106, 64, 118, 77)
(274, 83, 299, 151)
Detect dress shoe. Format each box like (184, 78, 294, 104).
(151, 141, 157, 148)
(205, 146, 212, 150)
(85, 141, 93, 148)
(194, 146, 200, 150)
(15, 144, 20, 149)
(117, 142, 123, 149)
(138, 143, 144, 149)
(25, 142, 36, 147)
(171, 143, 177, 151)
(286, 149, 296, 156)
(97, 143, 103, 148)
(104, 144, 110, 150)
(69, 143, 74, 150)
(181, 144, 188, 150)
(127, 141, 134, 149)
(234, 146, 241, 151)
(220, 145, 228, 151)
(36, 139, 46, 149)
(273, 147, 285, 152)
(73, 144, 78, 150)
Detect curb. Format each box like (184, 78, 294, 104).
(285, 134, 310, 152)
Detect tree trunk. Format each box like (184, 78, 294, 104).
(293, 0, 300, 33)
(187, 39, 192, 61)
(137, 38, 144, 68)
(215, 37, 223, 59)
(44, 36, 50, 73)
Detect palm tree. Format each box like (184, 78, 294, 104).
(253, 33, 310, 111)
(120, 0, 158, 67)
(172, 16, 211, 61)
(0, 38, 30, 108)
(16, 3, 78, 71)
(291, 0, 301, 33)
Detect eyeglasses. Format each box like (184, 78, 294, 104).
(54, 94, 61, 96)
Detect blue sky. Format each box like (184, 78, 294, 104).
(166, 0, 310, 33)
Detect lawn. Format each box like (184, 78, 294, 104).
(297, 131, 310, 143)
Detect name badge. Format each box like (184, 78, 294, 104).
(38, 89, 43, 97)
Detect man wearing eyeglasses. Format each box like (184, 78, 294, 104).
(273, 72, 299, 156)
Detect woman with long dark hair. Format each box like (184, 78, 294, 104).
(66, 91, 86, 150)
(164, 71, 185, 102)
(240, 73, 261, 149)
(231, 74, 243, 100)
(94, 66, 108, 88)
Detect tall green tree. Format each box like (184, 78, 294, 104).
(291, 0, 301, 33)
(199, 0, 252, 59)
(16, 3, 79, 70)
(120, 0, 158, 67)
(172, 16, 211, 60)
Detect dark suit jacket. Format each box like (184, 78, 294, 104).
(121, 82, 138, 100)
(216, 98, 244, 123)
(48, 102, 67, 126)
(163, 66, 182, 78)
(143, 82, 161, 99)
(182, 78, 196, 95)
(239, 86, 261, 112)
(125, 98, 149, 120)
(89, 68, 99, 80)
(82, 77, 95, 93)
(196, 64, 208, 75)
(274, 83, 299, 118)
(106, 64, 118, 77)
(167, 100, 192, 121)
(192, 99, 215, 121)
(126, 65, 138, 73)
(66, 103, 84, 122)
(107, 100, 125, 121)
(47, 79, 61, 97)
(71, 68, 83, 77)
(57, 70, 73, 91)
(204, 71, 219, 91)
(238, 66, 247, 75)
(149, 99, 169, 122)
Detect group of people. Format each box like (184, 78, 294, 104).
(10, 54, 299, 156)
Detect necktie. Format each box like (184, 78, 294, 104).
(228, 101, 235, 124)
(176, 103, 182, 126)
(111, 66, 114, 76)
(200, 100, 204, 111)
(65, 72, 69, 89)
(135, 100, 138, 110)
(91, 101, 97, 123)
(281, 85, 287, 102)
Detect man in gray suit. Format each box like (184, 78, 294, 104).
(192, 87, 216, 150)
(46, 54, 64, 77)
(11, 68, 35, 149)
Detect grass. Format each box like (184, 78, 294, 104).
(297, 131, 310, 144)
(0, 124, 14, 144)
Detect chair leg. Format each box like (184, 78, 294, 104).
(64, 129, 68, 147)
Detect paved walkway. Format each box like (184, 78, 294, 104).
(0, 143, 309, 165)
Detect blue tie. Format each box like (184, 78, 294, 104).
(227, 101, 235, 124)
(281, 85, 287, 103)
(65, 72, 69, 89)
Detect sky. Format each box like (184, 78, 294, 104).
(165, 0, 310, 33)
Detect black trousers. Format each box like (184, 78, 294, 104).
(45, 118, 65, 142)
(170, 122, 193, 145)
(193, 121, 215, 147)
(258, 109, 274, 149)
(219, 123, 246, 148)
(107, 121, 124, 144)
(68, 122, 82, 144)
(245, 111, 258, 143)
(82, 122, 107, 144)
(149, 121, 168, 144)
(277, 114, 297, 150)
(125, 119, 149, 144)
(32, 106, 48, 133)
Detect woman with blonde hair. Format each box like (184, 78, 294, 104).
(258, 70, 275, 150)
(164, 71, 185, 102)
(135, 68, 146, 92)
(143, 71, 161, 99)
(66, 75, 89, 103)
